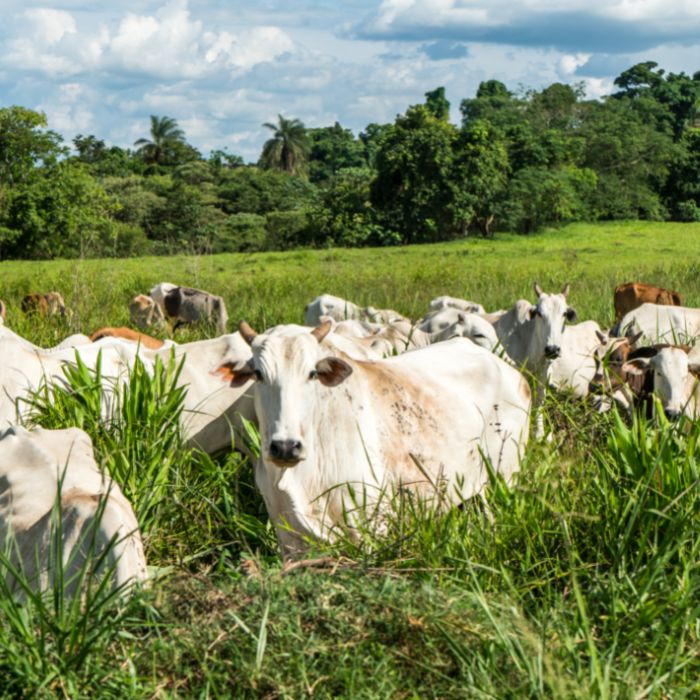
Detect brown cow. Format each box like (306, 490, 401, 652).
(614, 282, 683, 321)
(21, 292, 66, 317)
(89, 327, 165, 350)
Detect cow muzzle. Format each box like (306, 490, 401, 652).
(664, 408, 682, 421)
(269, 439, 304, 466)
(544, 345, 561, 360)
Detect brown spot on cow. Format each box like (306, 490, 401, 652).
(614, 282, 684, 321)
(89, 326, 165, 349)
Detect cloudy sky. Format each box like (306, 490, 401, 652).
(1, 0, 698, 162)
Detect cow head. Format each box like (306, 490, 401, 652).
(621, 345, 700, 420)
(216, 321, 353, 467)
(589, 331, 643, 393)
(529, 282, 577, 361)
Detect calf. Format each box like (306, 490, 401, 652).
(614, 282, 683, 322)
(164, 286, 229, 335)
(129, 294, 165, 330)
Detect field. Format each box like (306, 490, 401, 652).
(1, 220, 700, 698)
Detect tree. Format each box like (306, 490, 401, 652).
(259, 115, 310, 178)
(0, 106, 64, 185)
(134, 115, 187, 166)
(424, 87, 450, 121)
(307, 123, 366, 183)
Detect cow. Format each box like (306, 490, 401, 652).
(0, 336, 148, 428)
(215, 321, 531, 560)
(90, 326, 166, 350)
(617, 303, 700, 346)
(0, 324, 91, 352)
(427, 296, 485, 315)
(163, 286, 229, 335)
(614, 282, 683, 322)
(0, 426, 147, 597)
(588, 331, 643, 410)
(129, 294, 165, 330)
(0, 300, 6, 324)
(304, 294, 408, 327)
(492, 283, 578, 438)
(620, 345, 700, 421)
(21, 292, 67, 317)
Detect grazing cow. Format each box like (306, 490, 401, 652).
(0, 426, 147, 596)
(90, 326, 166, 350)
(129, 294, 165, 330)
(617, 303, 700, 345)
(614, 282, 683, 321)
(21, 292, 66, 317)
(0, 300, 6, 324)
(621, 345, 700, 420)
(588, 331, 644, 410)
(216, 321, 531, 560)
(164, 286, 228, 335)
(428, 296, 485, 315)
(304, 294, 408, 327)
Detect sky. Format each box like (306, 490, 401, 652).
(0, 0, 698, 163)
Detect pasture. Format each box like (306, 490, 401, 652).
(0, 220, 699, 698)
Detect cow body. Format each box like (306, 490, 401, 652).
(618, 303, 700, 345)
(218, 324, 530, 560)
(546, 320, 604, 397)
(0, 426, 147, 596)
(304, 294, 407, 326)
(164, 286, 229, 335)
(428, 296, 485, 315)
(90, 326, 166, 350)
(614, 282, 683, 321)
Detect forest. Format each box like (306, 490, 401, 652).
(0, 60, 698, 260)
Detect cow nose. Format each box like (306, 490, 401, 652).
(544, 345, 561, 359)
(269, 439, 303, 463)
(664, 408, 681, 421)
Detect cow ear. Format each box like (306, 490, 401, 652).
(565, 307, 577, 323)
(528, 306, 540, 320)
(212, 360, 256, 387)
(315, 357, 352, 387)
(533, 282, 543, 298)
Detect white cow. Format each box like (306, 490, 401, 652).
(546, 320, 604, 397)
(617, 303, 700, 345)
(492, 283, 578, 438)
(0, 337, 147, 428)
(0, 325, 91, 352)
(216, 321, 531, 560)
(304, 294, 408, 327)
(0, 426, 147, 596)
(427, 296, 485, 315)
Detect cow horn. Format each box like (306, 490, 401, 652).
(561, 283, 570, 297)
(533, 282, 543, 298)
(311, 320, 332, 343)
(239, 320, 257, 345)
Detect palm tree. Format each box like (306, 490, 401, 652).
(134, 115, 185, 165)
(259, 114, 309, 177)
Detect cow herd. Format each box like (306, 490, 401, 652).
(0, 278, 695, 594)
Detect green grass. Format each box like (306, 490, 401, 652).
(1, 221, 699, 697)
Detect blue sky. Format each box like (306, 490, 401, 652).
(1, 0, 698, 162)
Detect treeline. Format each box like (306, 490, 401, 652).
(0, 61, 698, 259)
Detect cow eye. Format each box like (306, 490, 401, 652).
(308, 369, 318, 380)
(254, 369, 263, 381)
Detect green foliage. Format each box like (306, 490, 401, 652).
(215, 212, 268, 252)
(307, 122, 366, 183)
(134, 115, 190, 168)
